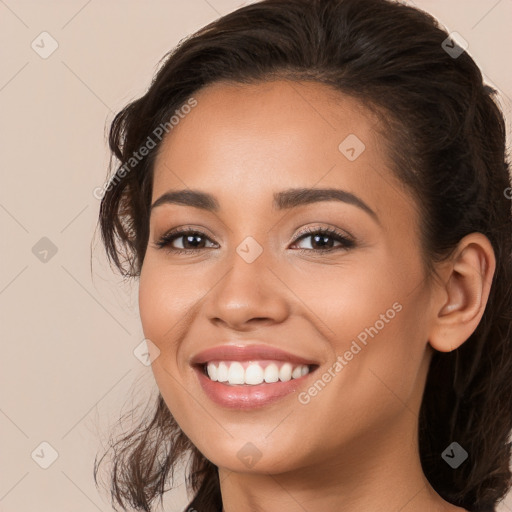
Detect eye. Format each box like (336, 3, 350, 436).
(291, 226, 355, 253)
(154, 226, 355, 255)
(155, 228, 217, 254)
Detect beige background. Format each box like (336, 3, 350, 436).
(0, 1, 511, 511)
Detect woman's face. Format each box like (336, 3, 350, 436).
(139, 80, 436, 475)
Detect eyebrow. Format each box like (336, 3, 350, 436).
(151, 187, 378, 222)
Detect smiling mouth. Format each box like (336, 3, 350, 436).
(201, 360, 318, 386)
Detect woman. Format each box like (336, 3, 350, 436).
(94, 0, 512, 511)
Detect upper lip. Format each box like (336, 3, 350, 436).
(190, 344, 319, 366)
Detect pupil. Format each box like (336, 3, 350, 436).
(186, 235, 202, 248)
(314, 234, 331, 248)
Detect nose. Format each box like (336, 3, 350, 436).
(204, 247, 290, 331)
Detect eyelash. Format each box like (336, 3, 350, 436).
(154, 225, 355, 255)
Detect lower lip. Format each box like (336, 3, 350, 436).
(194, 366, 315, 409)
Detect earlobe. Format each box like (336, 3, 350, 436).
(428, 234, 495, 353)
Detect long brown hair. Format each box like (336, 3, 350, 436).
(94, 1, 512, 511)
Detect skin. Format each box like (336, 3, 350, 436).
(138, 80, 495, 512)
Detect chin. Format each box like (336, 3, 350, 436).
(192, 432, 303, 474)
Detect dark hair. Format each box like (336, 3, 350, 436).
(94, 0, 512, 511)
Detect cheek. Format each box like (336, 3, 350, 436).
(292, 254, 428, 396)
(139, 266, 169, 342)
(287, 254, 406, 338)
(138, 258, 195, 357)
(138, 261, 199, 420)
(293, 301, 429, 455)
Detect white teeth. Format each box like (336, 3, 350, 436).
(207, 362, 218, 381)
(264, 363, 279, 383)
(245, 363, 264, 385)
(217, 362, 229, 382)
(204, 361, 311, 385)
(291, 365, 303, 379)
(228, 362, 245, 385)
(279, 363, 292, 382)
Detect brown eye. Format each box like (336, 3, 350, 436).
(292, 227, 355, 253)
(156, 229, 217, 253)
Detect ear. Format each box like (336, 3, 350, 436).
(428, 233, 496, 353)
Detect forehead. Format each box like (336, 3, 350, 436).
(152, 79, 414, 223)
(154, 80, 379, 171)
